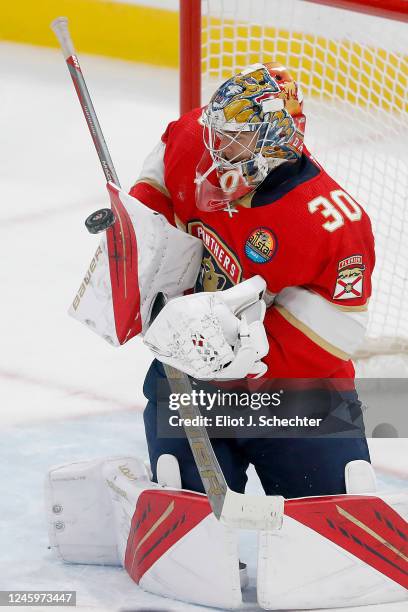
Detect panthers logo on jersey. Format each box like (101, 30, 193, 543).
(187, 220, 242, 292)
(199, 256, 227, 292)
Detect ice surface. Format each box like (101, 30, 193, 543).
(0, 411, 406, 612)
(0, 42, 179, 427)
(0, 43, 406, 611)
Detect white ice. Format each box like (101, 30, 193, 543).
(0, 42, 407, 611)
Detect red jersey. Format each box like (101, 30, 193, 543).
(130, 108, 375, 378)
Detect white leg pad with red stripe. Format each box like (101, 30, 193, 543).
(46, 456, 242, 609)
(257, 491, 408, 609)
(47, 457, 407, 609)
(103, 458, 242, 609)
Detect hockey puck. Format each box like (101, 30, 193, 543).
(85, 208, 115, 234)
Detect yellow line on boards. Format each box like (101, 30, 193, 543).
(0, 0, 179, 67)
(1, 1, 406, 113)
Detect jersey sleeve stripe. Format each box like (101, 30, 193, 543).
(174, 213, 187, 232)
(274, 304, 351, 360)
(274, 286, 368, 358)
(134, 140, 169, 195)
(132, 177, 170, 198)
(308, 289, 369, 312)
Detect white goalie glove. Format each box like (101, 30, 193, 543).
(143, 276, 269, 379)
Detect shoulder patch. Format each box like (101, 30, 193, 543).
(245, 227, 278, 263)
(333, 255, 365, 300)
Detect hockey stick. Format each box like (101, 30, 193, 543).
(51, 17, 284, 531)
(161, 363, 284, 529)
(51, 17, 120, 187)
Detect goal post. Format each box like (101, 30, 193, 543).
(180, 0, 202, 115)
(179, 0, 408, 373)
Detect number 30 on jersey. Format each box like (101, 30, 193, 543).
(308, 189, 362, 232)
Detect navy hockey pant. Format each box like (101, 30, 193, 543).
(143, 360, 371, 498)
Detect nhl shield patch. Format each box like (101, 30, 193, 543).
(333, 255, 365, 300)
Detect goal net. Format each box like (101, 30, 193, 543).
(180, 0, 408, 375)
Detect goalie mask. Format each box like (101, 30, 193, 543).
(195, 62, 306, 212)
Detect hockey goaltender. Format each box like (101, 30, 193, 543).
(47, 56, 408, 610)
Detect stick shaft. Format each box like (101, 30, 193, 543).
(163, 365, 284, 530)
(163, 364, 228, 519)
(51, 17, 120, 187)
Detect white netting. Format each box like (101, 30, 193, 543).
(200, 0, 408, 367)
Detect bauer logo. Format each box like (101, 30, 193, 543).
(118, 464, 139, 481)
(245, 227, 277, 264)
(72, 245, 103, 311)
